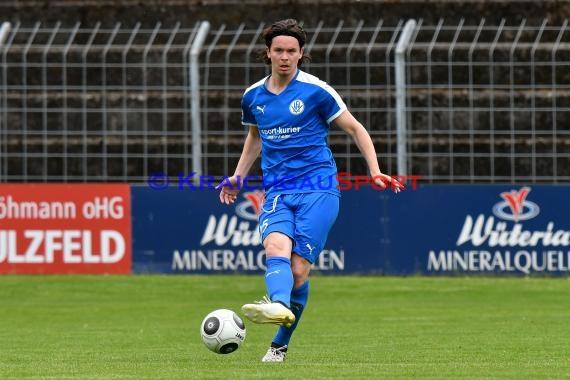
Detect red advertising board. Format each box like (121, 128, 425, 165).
(0, 184, 132, 274)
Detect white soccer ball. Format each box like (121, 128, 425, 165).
(200, 309, 246, 354)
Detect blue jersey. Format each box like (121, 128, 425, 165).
(241, 70, 346, 196)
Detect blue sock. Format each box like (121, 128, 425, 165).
(265, 256, 294, 308)
(272, 280, 309, 347)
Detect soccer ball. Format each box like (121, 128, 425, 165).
(200, 309, 246, 354)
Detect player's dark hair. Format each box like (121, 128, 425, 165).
(259, 19, 311, 66)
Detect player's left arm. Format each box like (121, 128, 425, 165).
(333, 110, 404, 193)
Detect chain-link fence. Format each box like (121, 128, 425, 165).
(1, 19, 569, 183)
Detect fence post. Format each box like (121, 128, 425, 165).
(0, 22, 11, 182)
(394, 19, 416, 177)
(190, 21, 210, 182)
(551, 20, 567, 183)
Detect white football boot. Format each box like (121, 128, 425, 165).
(261, 346, 288, 362)
(241, 295, 295, 328)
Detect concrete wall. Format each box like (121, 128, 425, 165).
(1, 0, 568, 28)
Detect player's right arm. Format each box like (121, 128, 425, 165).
(218, 126, 261, 204)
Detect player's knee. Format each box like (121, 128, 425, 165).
(264, 242, 289, 258)
(263, 233, 292, 258)
(291, 261, 310, 287)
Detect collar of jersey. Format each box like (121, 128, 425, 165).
(264, 69, 301, 95)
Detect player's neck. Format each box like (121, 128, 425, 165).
(267, 70, 297, 95)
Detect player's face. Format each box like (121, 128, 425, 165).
(267, 35, 303, 77)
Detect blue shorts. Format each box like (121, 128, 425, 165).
(258, 192, 340, 263)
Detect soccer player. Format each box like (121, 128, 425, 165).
(218, 19, 403, 362)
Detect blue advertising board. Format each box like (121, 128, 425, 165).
(388, 185, 570, 275)
(131, 185, 570, 275)
(131, 186, 390, 274)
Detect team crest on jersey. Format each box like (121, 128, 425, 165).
(289, 99, 305, 115)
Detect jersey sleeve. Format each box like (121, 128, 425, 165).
(241, 91, 257, 127)
(317, 82, 347, 124)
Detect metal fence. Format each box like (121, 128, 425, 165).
(0, 19, 569, 183)
(407, 19, 570, 183)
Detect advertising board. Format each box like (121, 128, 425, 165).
(0, 184, 132, 274)
(132, 185, 570, 275)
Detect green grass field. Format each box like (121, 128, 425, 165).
(1, 275, 569, 379)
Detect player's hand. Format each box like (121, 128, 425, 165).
(216, 175, 241, 204)
(373, 173, 405, 194)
